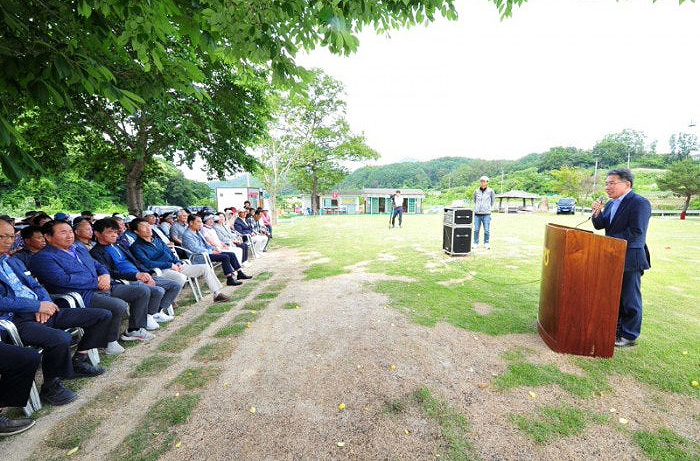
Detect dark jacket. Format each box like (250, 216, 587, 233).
(592, 190, 651, 272)
(131, 236, 180, 270)
(28, 244, 107, 309)
(0, 255, 51, 321)
(90, 242, 152, 281)
(234, 217, 253, 235)
(12, 248, 35, 268)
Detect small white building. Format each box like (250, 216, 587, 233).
(215, 187, 263, 212)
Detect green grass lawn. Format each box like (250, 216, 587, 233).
(275, 212, 700, 397)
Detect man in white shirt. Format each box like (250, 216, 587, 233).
(390, 190, 403, 228)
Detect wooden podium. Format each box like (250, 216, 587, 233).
(537, 224, 627, 357)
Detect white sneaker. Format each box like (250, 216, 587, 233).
(473, 243, 479, 249)
(165, 305, 175, 316)
(105, 341, 125, 355)
(146, 315, 160, 330)
(121, 328, 155, 341)
(152, 311, 174, 322)
(485, 243, 491, 249)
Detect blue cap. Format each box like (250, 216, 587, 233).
(54, 212, 70, 221)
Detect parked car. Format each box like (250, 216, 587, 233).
(187, 205, 215, 214)
(556, 197, 576, 214)
(147, 205, 181, 216)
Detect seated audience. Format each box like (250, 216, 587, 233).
(13, 225, 45, 267)
(253, 210, 271, 251)
(201, 214, 245, 265)
(90, 218, 179, 327)
(28, 220, 141, 352)
(169, 209, 189, 246)
(158, 212, 174, 237)
(129, 218, 230, 302)
(54, 212, 70, 222)
(261, 208, 272, 237)
(81, 210, 95, 223)
(73, 218, 95, 250)
(0, 342, 40, 435)
(1, 217, 110, 405)
(116, 216, 137, 247)
(214, 212, 250, 266)
(182, 214, 251, 286)
(235, 210, 266, 258)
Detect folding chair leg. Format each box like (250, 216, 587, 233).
(29, 382, 42, 412)
(194, 278, 203, 300)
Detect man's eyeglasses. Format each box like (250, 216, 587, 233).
(0, 234, 15, 240)
(605, 181, 625, 187)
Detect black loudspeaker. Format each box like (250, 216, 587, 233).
(443, 225, 472, 255)
(443, 207, 473, 225)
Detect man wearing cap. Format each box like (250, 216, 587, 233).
(473, 176, 496, 249)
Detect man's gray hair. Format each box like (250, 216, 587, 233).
(607, 168, 634, 187)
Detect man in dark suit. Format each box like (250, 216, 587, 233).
(592, 168, 651, 347)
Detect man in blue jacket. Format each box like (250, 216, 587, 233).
(0, 217, 110, 405)
(90, 218, 180, 327)
(28, 220, 142, 351)
(182, 214, 250, 286)
(129, 218, 230, 302)
(592, 168, 651, 347)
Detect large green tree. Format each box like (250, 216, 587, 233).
(668, 132, 699, 162)
(16, 59, 269, 215)
(284, 70, 379, 213)
(1, 0, 461, 180)
(657, 158, 700, 214)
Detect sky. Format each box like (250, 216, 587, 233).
(183, 0, 700, 180)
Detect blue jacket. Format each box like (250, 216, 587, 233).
(234, 217, 253, 235)
(0, 255, 51, 321)
(29, 244, 109, 308)
(131, 236, 180, 270)
(181, 228, 211, 264)
(89, 242, 152, 281)
(592, 190, 651, 272)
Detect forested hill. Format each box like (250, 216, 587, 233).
(339, 157, 480, 189)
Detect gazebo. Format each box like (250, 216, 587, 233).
(495, 190, 540, 213)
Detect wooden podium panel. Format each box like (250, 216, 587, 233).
(537, 224, 627, 357)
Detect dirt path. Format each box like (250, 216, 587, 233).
(164, 249, 699, 460)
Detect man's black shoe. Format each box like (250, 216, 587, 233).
(71, 354, 106, 378)
(40, 378, 77, 405)
(0, 415, 35, 436)
(227, 278, 242, 286)
(615, 337, 637, 347)
(237, 271, 253, 280)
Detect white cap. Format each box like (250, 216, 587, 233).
(143, 210, 155, 216)
(480, 176, 489, 181)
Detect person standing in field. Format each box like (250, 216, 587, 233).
(390, 190, 403, 228)
(473, 176, 496, 249)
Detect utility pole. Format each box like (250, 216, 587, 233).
(500, 170, 504, 193)
(592, 158, 599, 199)
(627, 152, 630, 169)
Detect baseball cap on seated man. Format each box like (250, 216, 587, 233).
(479, 176, 489, 181)
(143, 210, 155, 216)
(54, 212, 70, 221)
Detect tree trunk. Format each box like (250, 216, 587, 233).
(683, 194, 691, 213)
(269, 191, 278, 225)
(311, 174, 319, 215)
(125, 158, 148, 216)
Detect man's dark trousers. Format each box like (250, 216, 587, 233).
(0, 342, 41, 407)
(14, 307, 111, 381)
(391, 206, 403, 227)
(619, 269, 643, 340)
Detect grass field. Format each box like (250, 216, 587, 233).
(274, 212, 700, 397)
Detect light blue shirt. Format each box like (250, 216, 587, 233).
(608, 189, 632, 223)
(0, 254, 38, 301)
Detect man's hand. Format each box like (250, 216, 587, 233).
(38, 301, 58, 316)
(171, 263, 182, 272)
(591, 198, 604, 217)
(35, 312, 51, 323)
(136, 272, 155, 285)
(97, 274, 111, 291)
(212, 249, 221, 254)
